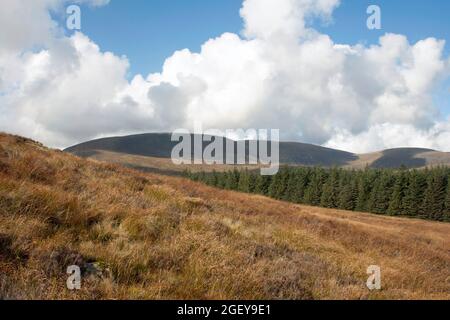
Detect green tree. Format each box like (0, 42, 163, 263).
(303, 168, 325, 206)
(206, 170, 218, 187)
(367, 171, 395, 214)
(238, 169, 251, 193)
(387, 170, 408, 216)
(444, 176, 450, 221)
(186, 166, 450, 222)
(422, 170, 447, 221)
(224, 170, 239, 190)
(248, 172, 256, 193)
(216, 172, 227, 189)
(268, 167, 289, 200)
(284, 169, 310, 203)
(283, 169, 298, 202)
(402, 170, 426, 217)
(254, 174, 271, 195)
(355, 168, 376, 212)
(320, 168, 340, 208)
(338, 173, 358, 211)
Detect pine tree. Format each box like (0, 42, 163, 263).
(402, 170, 426, 217)
(365, 171, 379, 213)
(206, 170, 218, 187)
(303, 168, 325, 206)
(187, 166, 449, 222)
(254, 174, 263, 194)
(422, 170, 447, 221)
(216, 172, 226, 189)
(224, 170, 239, 190)
(338, 174, 358, 211)
(254, 174, 271, 195)
(387, 171, 407, 216)
(297, 169, 310, 203)
(238, 169, 251, 193)
(320, 168, 340, 208)
(283, 169, 299, 202)
(197, 171, 206, 183)
(367, 171, 394, 214)
(291, 169, 310, 203)
(444, 175, 450, 221)
(248, 172, 256, 194)
(355, 168, 376, 212)
(268, 167, 288, 200)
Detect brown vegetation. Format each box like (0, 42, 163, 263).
(84, 149, 261, 174)
(0, 133, 449, 299)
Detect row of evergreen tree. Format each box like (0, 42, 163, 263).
(186, 166, 450, 222)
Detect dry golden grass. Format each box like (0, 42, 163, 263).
(85, 149, 261, 174)
(0, 133, 449, 300)
(345, 152, 383, 169)
(416, 151, 450, 167)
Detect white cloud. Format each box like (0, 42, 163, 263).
(240, 0, 340, 40)
(0, 0, 449, 153)
(1, 32, 158, 147)
(325, 122, 450, 154)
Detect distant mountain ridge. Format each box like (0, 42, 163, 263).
(65, 133, 450, 171)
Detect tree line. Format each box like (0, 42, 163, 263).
(186, 166, 450, 222)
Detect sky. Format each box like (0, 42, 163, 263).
(77, 0, 244, 76)
(77, 0, 450, 76)
(1, 0, 450, 153)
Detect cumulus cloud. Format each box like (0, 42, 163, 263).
(326, 123, 450, 154)
(240, 0, 340, 40)
(0, 0, 449, 152)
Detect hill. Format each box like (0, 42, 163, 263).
(1, 133, 449, 299)
(65, 133, 357, 166)
(65, 133, 450, 173)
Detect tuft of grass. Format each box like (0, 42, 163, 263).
(0, 132, 449, 300)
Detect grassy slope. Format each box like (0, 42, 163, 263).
(65, 133, 358, 167)
(65, 133, 450, 170)
(69, 149, 450, 177)
(84, 149, 261, 175)
(0, 133, 449, 300)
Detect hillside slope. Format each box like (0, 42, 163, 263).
(65, 133, 450, 171)
(65, 133, 358, 168)
(1, 133, 449, 299)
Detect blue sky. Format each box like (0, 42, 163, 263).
(74, 0, 450, 115)
(78, 0, 450, 74)
(79, 0, 243, 76)
(3, 0, 449, 150)
(76, 0, 450, 116)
